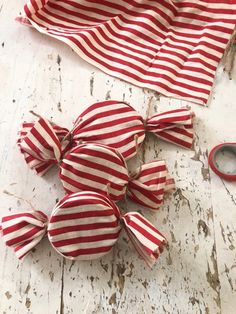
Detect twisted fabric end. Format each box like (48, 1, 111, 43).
(17, 118, 69, 176)
(127, 161, 175, 210)
(1, 211, 48, 259)
(122, 212, 166, 268)
(146, 108, 195, 149)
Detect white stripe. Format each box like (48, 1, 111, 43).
(50, 225, 121, 242)
(52, 237, 118, 253)
(128, 189, 160, 208)
(128, 214, 165, 242)
(48, 214, 117, 230)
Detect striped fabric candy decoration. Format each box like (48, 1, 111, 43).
(72, 101, 195, 151)
(17, 100, 194, 176)
(17, 0, 236, 105)
(1, 191, 166, 267)
(18, 119, 70, 176)
(0, 210, 48, 259)
(60, 142, 175, 210)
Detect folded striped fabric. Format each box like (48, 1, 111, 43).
(17, 1, 236, 105)
(0, 191, 166, 267)
(18, 100, 195, 176)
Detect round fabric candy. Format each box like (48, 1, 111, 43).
(1, 191, 166, 267)
(59, 143, 175, 210)
(17, 100, 194, 176)
(48, 191, 121, 260)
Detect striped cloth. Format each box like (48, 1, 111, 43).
(17, 0, 236, 105)
(18, 119, 69, 176)
(60, 143, 175, 209)
(73, 101, 194, 151)
(17, 101, 194, 176)
(0, 211, 48, 259)
(1, 191, 166, 267)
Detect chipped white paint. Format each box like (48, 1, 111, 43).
(0, 1, 236, 313)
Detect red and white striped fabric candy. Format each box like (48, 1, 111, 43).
(60, 142, 175, 210)
(0, 211, 48, 259)
(72, 100, 145, 159)
(1, 191, 166, 267)
(17, 0, 236, 105)
(72, 100, 194, 151)
(17, 119, 70, 176)
(17, 100, 194, 176)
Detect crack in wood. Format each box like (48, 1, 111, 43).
(198, 219, 210, 237)
(224, 264, 234, 291)
(60, 258, 65, 314)
(221, 180, 236, 206)
(90, 74, 94, 96)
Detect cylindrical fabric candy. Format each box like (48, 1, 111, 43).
(60, 142, 175, 210)
(0, 191, 166, 267)
(18, 100, 195, 176)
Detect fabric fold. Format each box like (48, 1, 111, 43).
(17, 0, 236, 105)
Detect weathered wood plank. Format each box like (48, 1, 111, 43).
(0, 0, 235, 313)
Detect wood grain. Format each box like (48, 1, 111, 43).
(0, 1, 235, 313)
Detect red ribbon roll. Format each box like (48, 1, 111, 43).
(18, 101, 195, 176)
(1, 191, 166, 268)
(208, 143, 236, 181)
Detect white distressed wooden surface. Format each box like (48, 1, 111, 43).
(0, 1, 236, 313)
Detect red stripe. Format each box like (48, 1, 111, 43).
(63, 153, 128, 181)
(125, 217, 164, 246)
(60, 174, 123, 202)
(48, 221, 119, 236)
(68, 145, 126, 168)
(130, 213, 165, 237)
(156, 131, 193, 148)
(52, 231, 120, 247)
(61, 245, 113, 257)
(76, 115, 143, 134)
(2, 221, 28, 235)
(50, 209, 115, 222)
(2, 213, 39, 222)
(60, 162, 126, 191)
(6, 227, 44, 246)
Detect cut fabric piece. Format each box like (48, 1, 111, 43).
(0, 191, 166, 267)
(17, 101, 195, 176)
(18, 0, 236, 105)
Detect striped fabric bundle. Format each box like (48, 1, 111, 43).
(73, 101, 194, 151)
(0, 211, 48, 259)
(18, 119, 70, 176)
(18, 100, 195, 176)
(1, 191, 166, 267)
(17, 0, 236, 105)
(60, 143, 175, 209)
